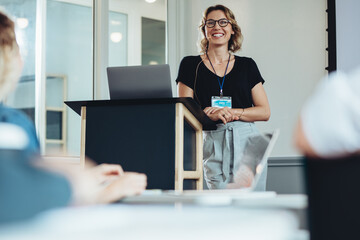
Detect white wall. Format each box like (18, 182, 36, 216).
(336, 0, 360, 73)
(110, 0, 167, 66)
(168, 0, 327, 157)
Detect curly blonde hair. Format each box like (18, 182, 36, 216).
(0, 11, 21, 101)
(199, 5, 243, 53)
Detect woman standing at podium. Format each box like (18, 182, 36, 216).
(176, 5, 270, 189)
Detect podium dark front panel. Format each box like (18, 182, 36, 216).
(183, 120, 196, 172)
(85, 104, 176, 190)
(182, 121, 196, 190)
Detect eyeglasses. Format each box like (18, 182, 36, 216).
(205, 18, 231, 28)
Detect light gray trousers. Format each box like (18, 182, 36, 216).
(203, 121, 266, 190)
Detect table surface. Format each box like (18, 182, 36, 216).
(0, 194, 308, 240)
(121, 191, 308, 209)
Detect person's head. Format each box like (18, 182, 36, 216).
(0, 11, 22, 102)
(199, 5, 243, 53)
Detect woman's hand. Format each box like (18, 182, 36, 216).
(66, 163, 146, 205)
(86, 164, 147, 204)
(87, 163, 124, 185)
(98, 172, 147, 203)
(32, 159, 147, 205)
(204, 107, 239, 124)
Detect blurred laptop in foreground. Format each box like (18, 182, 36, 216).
(227, 130, 279, 191)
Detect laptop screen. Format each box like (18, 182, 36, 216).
(107, 64, 173, 100)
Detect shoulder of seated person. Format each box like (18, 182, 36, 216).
(0, 123, 29, 150)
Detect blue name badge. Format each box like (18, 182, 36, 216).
(211, 96, 232, 108)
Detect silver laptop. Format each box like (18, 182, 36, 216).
(107, 64, 173, 100)
(120, 130, 280, 205)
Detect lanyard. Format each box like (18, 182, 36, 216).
(206, 52, 231, 97)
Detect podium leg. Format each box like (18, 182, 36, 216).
(175, 103, 203, 191)
(80, 106, 86, 169)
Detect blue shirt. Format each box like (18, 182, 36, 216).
(0, 104, 40, 155)
(0, 105, 72, 223)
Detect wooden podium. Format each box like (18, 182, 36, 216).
(66, 98, 216, 191)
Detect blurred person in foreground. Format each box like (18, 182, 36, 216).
(0, 11, 146, 224)
(294, 67, 360, 158)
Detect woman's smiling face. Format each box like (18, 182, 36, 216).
(205, 10, 234, 48)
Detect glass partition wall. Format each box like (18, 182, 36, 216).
(0, 0, 167, 157)
(1, 0, 37, 145)
(46, 0, 93, 155)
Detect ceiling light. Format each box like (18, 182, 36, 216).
(110, 32, 123, 43)
(110, 20, 121, 25)
(16, 18, 29, 29)
(145, 0, 157, 3)
(149, 61, 159, 65)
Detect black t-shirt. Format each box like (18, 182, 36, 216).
(176, 55, 265, 109)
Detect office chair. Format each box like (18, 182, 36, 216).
(306, 154, 360, 240)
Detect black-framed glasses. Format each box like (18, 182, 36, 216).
(205, 18, 231, 28)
